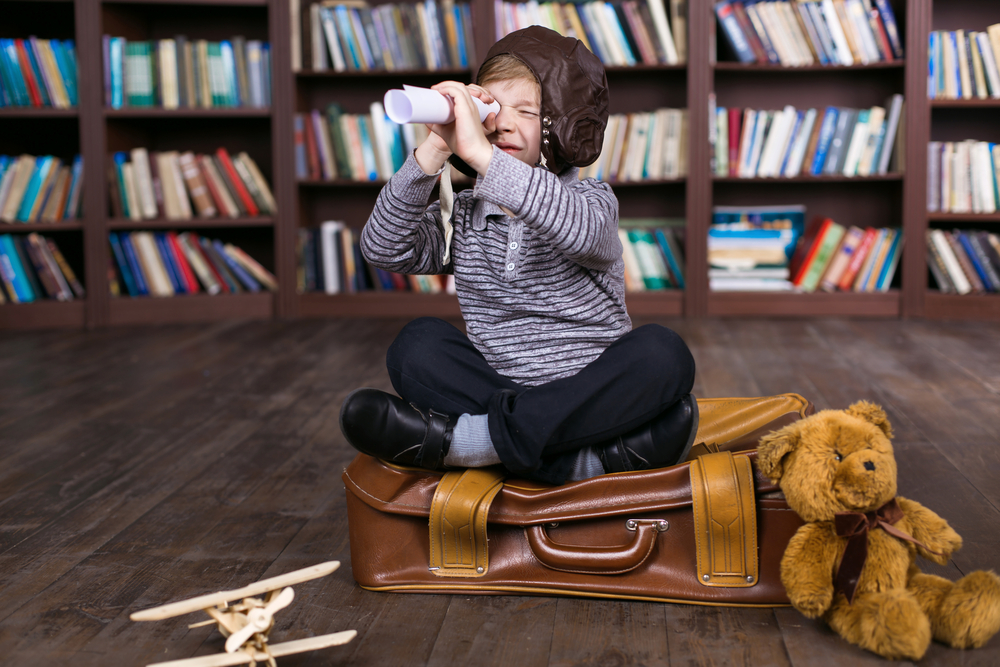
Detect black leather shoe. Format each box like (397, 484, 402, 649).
(598, 394, 699, 474)
(339, 388, 453, 469)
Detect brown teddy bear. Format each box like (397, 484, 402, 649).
(757, 400, 1000, 660)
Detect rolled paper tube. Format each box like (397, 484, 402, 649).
(384, 84, 500, 125)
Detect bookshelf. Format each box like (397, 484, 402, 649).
(5, 0, 999, 329)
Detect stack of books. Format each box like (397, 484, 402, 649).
(296, 103, 425, 182)
(108, 148, 275, 221)
(928, 26, 1000, 100)
(103, 36, 271, 109)
(0, 37, 78, 108)
(617, 219, 685, 292)
(928, 141, 999, 214)
(788, 218, 901, 292)
(307, 0, 474, 72)
(714, 0, 902, 66)
(709, 205, 803, 291)
(0, 233, 84, 303)
(578, 109, 687, 182)
(297, 222, 450, 295)
(926, 229, 1000, 294)
(0, 154, 84, 224)
(711, 95, 903, 178)
(109, 231, 277, 298)
(495, 0, 687, 66)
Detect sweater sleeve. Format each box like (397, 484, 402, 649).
(360, 152, 451, 275)
(473, 146, 621, 272)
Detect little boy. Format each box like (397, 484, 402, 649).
(340, 26, 696, 484)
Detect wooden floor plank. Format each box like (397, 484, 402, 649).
(662, 606, 790, 666)
(547, 598, 669, 667)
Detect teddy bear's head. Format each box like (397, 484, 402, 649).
(756, 401, 897, 523)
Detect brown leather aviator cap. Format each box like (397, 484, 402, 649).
(480, 26, 610, 173)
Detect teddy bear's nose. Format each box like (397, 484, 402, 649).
(864, 461, 876, 471)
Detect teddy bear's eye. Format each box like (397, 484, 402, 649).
(834, 451, 843, 462)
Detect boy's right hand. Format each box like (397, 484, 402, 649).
(414, 82, 496, 176)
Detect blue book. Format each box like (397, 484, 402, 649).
(805, 2, 836, 65)
(873, 0, 903, 59)
(112, 152, 130, 218)
(0, 156, 9, 180)
(356, 116, 379, 180)
(875, 230, 902, 291)
(948, 32, 962, 99)
(810, 107, 840, 175)
(334, 7, 363, 69)
(453, 4, 468, 68)
(1, 39, 30, 106)
(108, 232, 138, 297)
(24, 39, 51, 107)
(742, 0, 780, 64)
(0, 234, 35, 302)
(654, 228, 685, 289)
(51, 40, 78, 107)
(199, 237, 239, 292)
(261, 43, 271, 105)
(62, 40, 79, 102)
(779, 111, 805, 175)
(716, 2, 756, 63)
(373, 266, 396, 291)
(109, 37, 124, 109)
(16, 156, 52, 222)
(958, 232, 993, 291)
(796, 2, 828, 65)
(218, 41, 239, 106)
(212, 239, 260, 292)
(63, 155, 83, 219)
(120, 233, 149, 296)
(293, 114, 308, 178)
(602, 3, 637, 66)
(574, 4, 610, 65)
(154, 233, 185, 294)
(928, 32, 938, 98)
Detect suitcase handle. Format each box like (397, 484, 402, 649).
(526, 519, 668, 575)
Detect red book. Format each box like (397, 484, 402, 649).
(727, 107, 742, 177)
(15, 39, 43, 106)
(731, 2, 767, 62)
(187, 232, 230, 293)
(214, 148, 259, 216)
(166, 231, 200, 293)
(868, 9, 894, 62)
(789, 217, 830, 286)
(302, 114, 321, 180)
(196, 155, 231, 216)
(837, 227, 879, 291)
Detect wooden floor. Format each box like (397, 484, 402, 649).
(1, 317, 999, 666)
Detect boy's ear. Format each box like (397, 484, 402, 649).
(845, 401, 893, 438)
(756, 425, 801, 483)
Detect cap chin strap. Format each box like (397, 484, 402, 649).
(439, 166, 455, 265)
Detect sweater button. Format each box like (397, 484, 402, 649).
(509, 241, 518, 249)
(506, 262, 515, 271)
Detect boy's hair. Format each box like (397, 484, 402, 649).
(477, 54, 540, 95)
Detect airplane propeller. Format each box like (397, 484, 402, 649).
(224, 587, 295, 654)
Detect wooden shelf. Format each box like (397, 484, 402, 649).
(107, 217, 275, 229)
(0, 108, 78, 118)
(707, 290, 901, 317)
(108, 292, 273, 325)
(0, 300, 85, 329)
(298, 179, 388, 187)
(605, 63, 687, 73)
(924, 292, 1000, 320)
(930, 98, 1000, 108)
(1, 222, 83, 232)
(299, 292, 461, 318)
(624, 291, 684, 316)
(714, 174, 903, 183)
(103, 0, 267, 5)
(105, 108, 270, 118)
(714, 61, 904, 72)
(928, 213, 1000, 223)
(296, 68, 472, 78)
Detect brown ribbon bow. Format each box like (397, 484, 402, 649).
(834, 498, 941, 603)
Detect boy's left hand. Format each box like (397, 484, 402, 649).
(428, 82, 497, 176)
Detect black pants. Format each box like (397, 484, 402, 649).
(386, 317, 696, 483)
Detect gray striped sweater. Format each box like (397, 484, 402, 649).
(361, 146, 631, 386)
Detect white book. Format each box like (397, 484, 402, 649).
(646, 110, 668, 180)
(841, 113, 871, 176)
(319, 6, 347, 72)
(167, 151, 193, 219)
(856, 106, 886, 176)
(291, 0, 301, 72)
(737, 109, 757, 178)
(320, 220, 345, 294)
(159, 39, 179, 108)
(777, 2, 814, 66)
(368, 102, 396, 181)
(956, 30, 973, 100)
(646, 0, 679, 64)
(976, 141, 996, 213)
(758, 3, 796, 66)
(943, 32, 958, 99)
(927, 142, 941, 212)
(976, 32, 1000, 98)
(664, 109, 683, 178)
(845, 0, 879, 62)
(626, 113, 652, 181)
(618, 229, 646, 292)
(122, 163, 142, 221)
(133, 231, 174, 296)
(747, 111, 771, 177)
(952, 142, 971, 213)
(820, 0, 854, 65)
(178, 232, 221, 294)
(784, 108, 818, 177)
(309, 3, 327, 70)
(757, 106, 795, 177)
(130, 147, 158, 219)
(930, 229, 971, 294)
(940, 142, 953, 212)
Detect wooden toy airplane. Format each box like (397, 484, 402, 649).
(130, 560, 357, 667)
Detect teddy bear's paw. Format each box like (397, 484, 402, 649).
(789, 586, 833, 619)
(933, 570, 1000, 649)
(828, 590, 931, 661)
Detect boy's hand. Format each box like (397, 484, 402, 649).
(427, 82, 497, 176)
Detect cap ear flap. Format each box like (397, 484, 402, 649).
(756, 425, 801, 483)
(845, 400, 893, 438)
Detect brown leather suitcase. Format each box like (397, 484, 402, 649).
(342, 393, 813, 606)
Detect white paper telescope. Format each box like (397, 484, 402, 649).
(384, 85, 500, 125)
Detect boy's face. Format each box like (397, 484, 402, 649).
(483, 78, 542, 168)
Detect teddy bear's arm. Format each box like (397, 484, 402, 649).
(781, 522, 841, 618)
(896, 496, 962, 564)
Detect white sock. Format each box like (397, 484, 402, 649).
(566, 446, 605, 481)
(443, 414, 501, 467)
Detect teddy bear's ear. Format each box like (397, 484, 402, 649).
(756, 425, 800, 483)
(845, 400, 894, 438)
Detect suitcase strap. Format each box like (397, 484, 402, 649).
(428, 467, 506, 578)
(690, 451, 759, 588)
